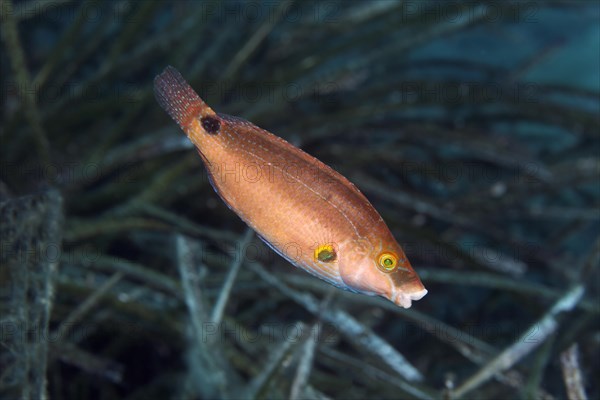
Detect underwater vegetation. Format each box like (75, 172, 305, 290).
(1, 1, 599, 399)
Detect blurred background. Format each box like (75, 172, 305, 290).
(1, 1, 599, 399)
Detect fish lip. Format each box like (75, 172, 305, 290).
(393, 288, 428, 308)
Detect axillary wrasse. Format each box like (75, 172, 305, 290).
(154, 66, 427, 308)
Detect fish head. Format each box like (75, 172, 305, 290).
(338, 237, 427, 308)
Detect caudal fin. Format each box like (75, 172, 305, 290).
(153, 66, 213, 130)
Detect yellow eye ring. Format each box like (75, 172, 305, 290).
(378, 252, 397, 272)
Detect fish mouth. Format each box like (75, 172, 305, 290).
(392, 288, 428, 309)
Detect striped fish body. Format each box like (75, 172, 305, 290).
(154, 66, 426, 308)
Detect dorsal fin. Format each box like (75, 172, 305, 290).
(153, 66, 213, 130)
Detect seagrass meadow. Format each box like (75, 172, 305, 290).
(1, 1, 599, 399)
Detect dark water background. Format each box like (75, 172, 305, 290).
(1, 1, 599, 399)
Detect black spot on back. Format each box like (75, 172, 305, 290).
(201, 116, 221, 134)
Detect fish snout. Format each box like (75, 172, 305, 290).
(392, 287, 428, 308)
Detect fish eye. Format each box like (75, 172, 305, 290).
(377, 252, 397, 272)
(315, 244, 336, 262)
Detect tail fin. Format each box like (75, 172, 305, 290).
(153, 66, 213, 130)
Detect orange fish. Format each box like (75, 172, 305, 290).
(154, 66, 427, 308)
